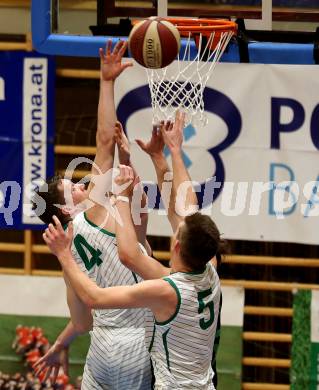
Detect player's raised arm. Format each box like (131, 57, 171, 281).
(114, 165, 170, 280)
(64, 275, 93, 334)
(114, 122, 151, 254)
(136, 125, 178, 232)
(87, 40, 133, 191)
(160, 111, 198, 231)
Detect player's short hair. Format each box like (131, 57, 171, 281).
(32, 175, 70, 226)
(178, 212, 226, 271)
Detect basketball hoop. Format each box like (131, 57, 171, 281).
(144, 18, 237, 126)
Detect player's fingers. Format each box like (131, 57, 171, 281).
(33, 360, 45, 374)
(174, 112, 180, 128)
(118, 62, 133, 75)
(43, 366, 52, 383)
(52, 215, 63, 234)
(118, 40, 128, 57)
(48, 223, 57, 236)
(99, 47, 104, 62)
(178, 111, 186, 126)
(165, 120, 171, 131)
(152, 124, 158, 135)
(51, 366, 59, 384)
(114, 126, 121, 137)
(169, 121, 174, 131)
(63, 358, 69, 376)
(126, 167, 133, 184)
(128, 167, 134, 181)
(42, 233, 50, 246)
(106, 39, 112, 56)
(113, 39, 122, 55)
(67, 222, 74, 240)
(33, 366, 42, 377)
(44, 229, 54, 241)
(119, 164, 126, 180)
(117, 142, 125, 153)
(116, 121, 124, 133)
(123, 166, 130, 181)
(135, 139, 146, 151)
(159, 120, 165, 131)
(160, 121, 168, 136)
(35, 362, 48, 377)
(157, 121, 165, 136)
(114, 130, 119, 140)
(33, 355, 45, 368)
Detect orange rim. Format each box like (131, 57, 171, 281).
(163, 18, 237, 34)
(132, 17, 237, 34)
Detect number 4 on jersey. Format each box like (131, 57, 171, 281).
(74, 234, 103, 271)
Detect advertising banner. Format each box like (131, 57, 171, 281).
(0, 52, 54, 229)
(116, 62, 319, 244)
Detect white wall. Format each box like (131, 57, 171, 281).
(0, 4, 317, 36)
(0, 6, 97, 35)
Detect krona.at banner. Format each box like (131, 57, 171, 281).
(0, 52, 54, 229)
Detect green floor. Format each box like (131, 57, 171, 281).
(217, 326, 243, 390)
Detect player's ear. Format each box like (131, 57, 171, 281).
(173, 239, 181, 254)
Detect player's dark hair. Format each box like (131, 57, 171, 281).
(178, 212, 227, 271)
(32, 175, 70, 226)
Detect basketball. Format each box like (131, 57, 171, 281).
(128, 17, 181, 69)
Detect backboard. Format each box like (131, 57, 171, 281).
(32, 0, 319, 57)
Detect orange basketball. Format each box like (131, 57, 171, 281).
(128, 17, 181, 69)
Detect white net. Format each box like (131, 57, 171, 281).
(146, 29, 234, 126)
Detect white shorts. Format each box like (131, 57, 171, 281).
(81, 326, 152, 390)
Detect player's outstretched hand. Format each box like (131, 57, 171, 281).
(136, 123, 165, 159)
(43, 216, 73, 260)
(160, 111, 186, 153)
(114, 165, 135, 197)
(114, 121, 130, 164)
(33, 342, 69, 385)
(100, 39, 133, 81)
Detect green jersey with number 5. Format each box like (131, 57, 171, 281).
(147, 262, 220, 389)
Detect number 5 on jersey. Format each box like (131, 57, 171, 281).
(198, 288, 214, 330)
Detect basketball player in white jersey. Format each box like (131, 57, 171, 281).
(33, 41, 152, 389)
(43, 112, 222, 389)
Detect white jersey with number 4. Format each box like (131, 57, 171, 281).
(147, 262, 221, 390)
(70, 211, 152, 390)
(71, 211, 146, 328)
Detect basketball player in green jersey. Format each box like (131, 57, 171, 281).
(33, 41, 152, 389)
(43, 112, 222, 389)
(135, 115, 222, 388)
